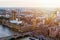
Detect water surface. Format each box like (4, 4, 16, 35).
(0, 25, 14, 37)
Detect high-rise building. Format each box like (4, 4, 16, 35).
(11, 10, 16, 20)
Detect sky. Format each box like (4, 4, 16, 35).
(0, 0, 60, 8)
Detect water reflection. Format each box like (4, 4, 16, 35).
(0, 25, 14, 37)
